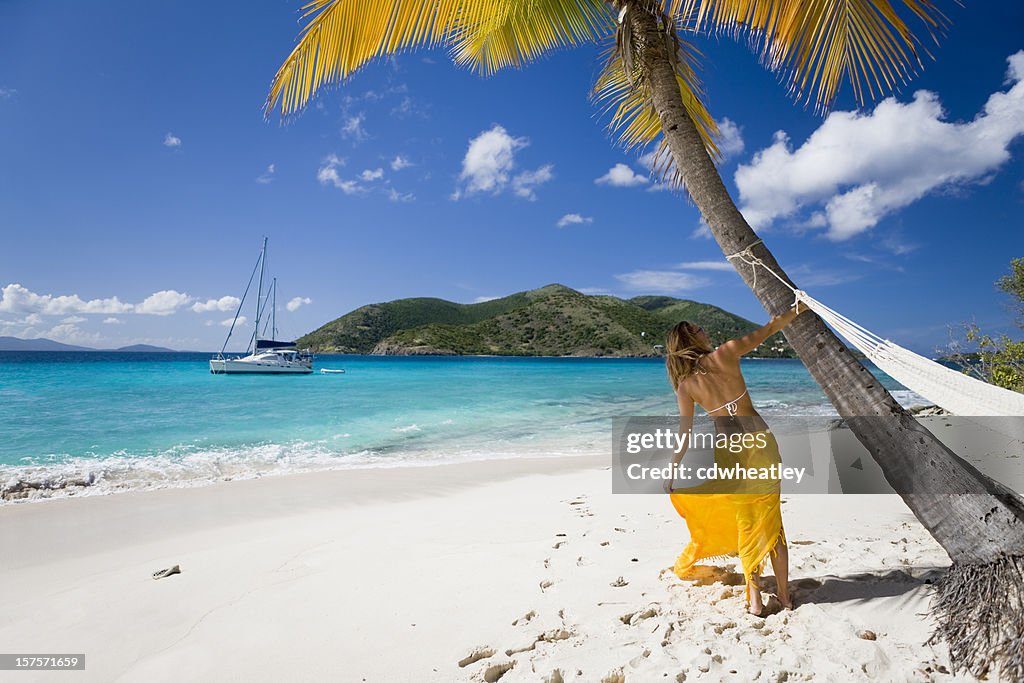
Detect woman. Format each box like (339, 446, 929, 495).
(663, 302, 807, 616)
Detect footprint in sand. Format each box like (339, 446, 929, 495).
(628, 648, 652, 667)
(504, 628, 574, 656)
(601, 668, 626, 683)
(457, 646, 496, 668)
(540, 579, 554, 591)
(713, 587, 738, 604)
(512, 610, 537, 626)
(713, 621, 738, 635)
(620, 606, 659, 625)
(544, 670, 565, 683)
(553, 541, 567, 550)
(791, 540, 815, 545)
(482, 661, 515, 682)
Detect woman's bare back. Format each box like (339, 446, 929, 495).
(679, 349, 768, 432)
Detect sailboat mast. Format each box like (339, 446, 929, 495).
(254, 236, 267, 349)
(272, 278, 277, 340)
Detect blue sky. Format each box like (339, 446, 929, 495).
(0, 1, 1022, 354)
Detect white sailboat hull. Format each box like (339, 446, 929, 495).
(210, 356, 313, 375)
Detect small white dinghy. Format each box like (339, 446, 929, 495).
(320, 368, 345, 374)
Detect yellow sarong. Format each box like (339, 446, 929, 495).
(669, 429, 786, 585)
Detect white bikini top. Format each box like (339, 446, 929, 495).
(692, 356, 748, 417)
(706, 389, 748, 417)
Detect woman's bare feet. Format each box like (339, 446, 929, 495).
(769, 538, 792, 610)
(746, 579, 765, 616)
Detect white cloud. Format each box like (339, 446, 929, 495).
(163, 132, 181, 148)
(341, 114, 367, 141)
(44, 323, 101, 346)
(61, 315, 87, 324)
(577, 287, 612, 295)
(459, 125, 524, 194)
(716, 117, 745, 160)
(0, 315, 104, 346)
(556, 213, 593, 228)
(691, 223, 712, 239)
(318, 154, 365, 194)
(256, 164, 275, 184)
(387, 188, 415, 202)
(455, 125, 553, 199)
(473, 296, 500, 303)
(786, 264, 862, 287)
(103, 317, 124, 325)
(0, 283, 133, 315)
(134, 290, 193, 316)
(614, 270, 710, 293)
(192, 296, 241, 313)
(676, 260, 734, 271)
(0, 315, 41, 339)
(391, 96, 425, 118)
(360, 168, 384, 181)
(511, 165, 554, 200)
(0, 88, 16, 99)
(0, 284, 197, 318)
(286, 297, 312, 312)
(595, 163, 648, 187)
(221, 316, 247, 327)
(390, 155, 412, 170)
(736, 51, 1024, 240)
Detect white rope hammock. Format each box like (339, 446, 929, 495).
(726, 241, 1024, 417)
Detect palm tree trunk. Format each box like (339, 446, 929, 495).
(626, 4, 1024, 679)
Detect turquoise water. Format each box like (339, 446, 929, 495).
(0, 353, 922, 501)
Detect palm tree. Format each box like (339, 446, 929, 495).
(265, 2, 1024, 678)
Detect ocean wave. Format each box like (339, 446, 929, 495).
(0, 437, 605, 505)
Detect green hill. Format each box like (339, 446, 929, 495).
(297, 284, 795, 358)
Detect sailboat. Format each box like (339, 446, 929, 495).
(209, 238, 313, 375)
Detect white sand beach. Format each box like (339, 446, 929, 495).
(1, 417, 1017, 682)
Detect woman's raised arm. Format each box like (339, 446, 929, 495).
(718, 301, 808, 359)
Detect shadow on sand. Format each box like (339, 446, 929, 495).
(678, 563, 949, 614)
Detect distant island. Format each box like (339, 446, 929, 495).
(298, 284, 796, 358)
(0, 337, 177, 352)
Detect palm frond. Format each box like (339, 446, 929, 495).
(669, 0, 947, 110)
(453, 0, 615, 75)
(593, 31, 719, 189)
(267, 0, 484, 118)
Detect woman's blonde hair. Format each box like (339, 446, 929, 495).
(665, 320, 713, 391)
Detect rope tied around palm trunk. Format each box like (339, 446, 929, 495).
(726, 239, 807, 311)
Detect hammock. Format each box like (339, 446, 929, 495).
(726, 241, 1024, 418)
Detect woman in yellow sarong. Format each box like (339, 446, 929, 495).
(663, 304, 807, 615)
